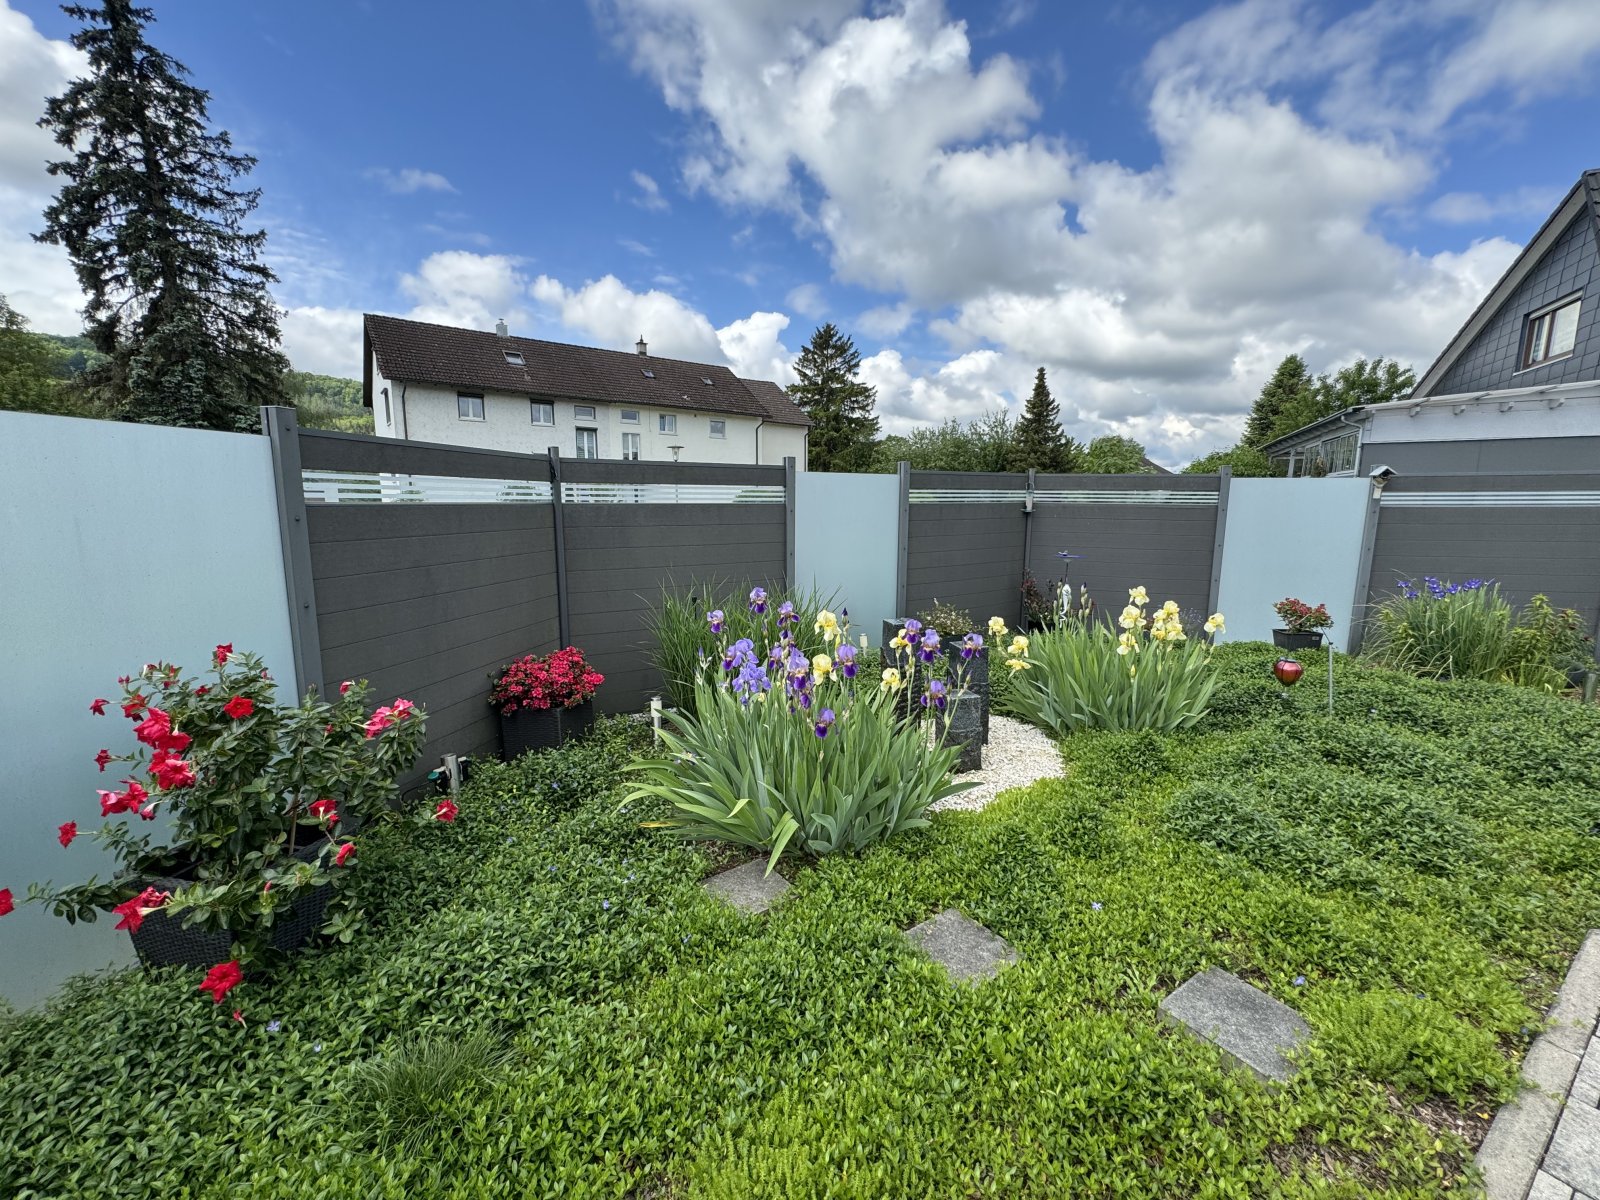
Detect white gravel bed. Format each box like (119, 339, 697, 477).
(931, 714, 1065, 813)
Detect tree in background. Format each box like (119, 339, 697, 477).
(0, 295, 78, 415)
(870, 410, 1016, 472)
(37, 0, 289, 431)
(1181, 446, 1277, 477)
(1008, 367, 1080, 472)
(286, 371, 372, 434)
(790, 323, 880, 471)
(1318, 357, 1415, 414)
(1242, 354, 1316, 448)
(1082, 435, 1153, 474)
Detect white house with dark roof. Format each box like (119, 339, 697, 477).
(1264, 169, 1600, 477)
(362, 314, 810, 468)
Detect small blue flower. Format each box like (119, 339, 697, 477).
(313, 1043, 323, 1053)
(548, 865, 557, 873)
(1090, 901, 1103, 912)
(266, 1019, 282, 1033)
(1292, 975, 1306, 987)
(602, 899, 611, 911)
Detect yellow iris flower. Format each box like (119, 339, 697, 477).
(880, 667, 904, 691)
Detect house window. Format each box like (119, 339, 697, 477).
(658, 413, 677, 434)
(457, 393, 485, 421)
(530, 401, 554, 426)
(503, 350, 525, 365)
(1523, 294, 1582, 368)
(574, 405, 596, 420)
(620, 409, 640, 424)
(641, 368, 656, 379)
(622, 432, 641, 461)
(575, 428, 598, 459)
(709, 419, 726, 439)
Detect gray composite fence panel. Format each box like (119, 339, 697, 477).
(297, 431, 562, 783)
(905, 471, 1029, 625)
(559, 458, 788, 711)
(1025, 474, 1223, 625)
(1366, 472, 1600, 635)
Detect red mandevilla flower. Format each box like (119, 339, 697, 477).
(214, 643, 233, 667)
(222, 695, 255, 720)
(0, 888, 13, 917)
(433, 798, 458, 822)
(149, 750, 197, 791)
(308, 798, 339, 824)
(112, 886, 170, 934)
(90, 698, 109, 715)
(122, 694, 148, 718)
(334, 841, 356, 866)
(58, 821, 77, 848)
(339, 680, 353, 695)
(198, 959, 243, 1004)
(95, 749, 112, 772)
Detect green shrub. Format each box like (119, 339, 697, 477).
(1316, 990, 1513, 1103)
(345, 1030, 514, 1152)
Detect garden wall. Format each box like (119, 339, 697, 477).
(903, 471, 1029, 624)
(0, 411, 297, 1010)
(1365, 472, 1600, 637)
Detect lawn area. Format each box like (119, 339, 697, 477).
(4, 644, 1599, 1198)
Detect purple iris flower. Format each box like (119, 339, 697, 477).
(918, 630, 941, 663)
(836, 643, 858, 678)
(748, 587, 767, 614)
(814, 707, 835, 738)
(707, 609, 725, 634)
(777, 601, 797, 626)
(903, 618, 923, 637)
(786, 646, 809, 672)
(722, 638, 755, 672)
(922, 678, 948, 710)
(960, 633, 983, 659)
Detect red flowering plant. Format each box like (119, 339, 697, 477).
(488, 646, 604, 715)
(1272, 598, 1334, 634)
(28, 647, 429, 965)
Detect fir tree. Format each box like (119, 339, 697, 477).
(36, 0, 289, 430)
(790, 323, 879, 471)
(1242, 354, 1315, 448)
(1008, 367, 1080, 472)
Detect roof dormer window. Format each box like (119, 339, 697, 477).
(1522, 293, 1581, 369)
(503, 350, 525, 365)
(641, 368, 656, 379)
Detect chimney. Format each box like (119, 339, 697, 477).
(635, 335, 648, 356)
(495, 318, 509, 338)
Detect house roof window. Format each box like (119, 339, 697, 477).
(1523, 293, 1582, 369)
(503, 350, 525, 365)
(701, 376, 715, 386)
(641, 368, 656, 379)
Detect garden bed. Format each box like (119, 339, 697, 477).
(3, 645, 1598, 1198)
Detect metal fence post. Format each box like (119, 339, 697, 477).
(1346, 476, 1386, 655)
(783, 456, 797, 591)
(547, 446, 572, 647)
(1206, 465, 1232, 619)
(260, 405, 325, 698)
(895, 461, 911, 619)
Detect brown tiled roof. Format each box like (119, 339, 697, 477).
(363, 314, 784, 420)
(737, 376, 812, 427)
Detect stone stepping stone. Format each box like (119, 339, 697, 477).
(1159, 968, 1310, 1084)
(904, 908, 1019, 985)
(701, 859, 790, 915)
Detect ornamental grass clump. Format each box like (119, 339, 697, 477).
(1364, 578, 1517, 683)
(1003, 586, 1226, 734)
(627, 603, 988, 869)
(25, 646, 436, 984)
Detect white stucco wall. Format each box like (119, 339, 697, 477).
(0, 412, 296, 1009)
(374, 372, 804, 466)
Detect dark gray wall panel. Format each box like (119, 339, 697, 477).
(904, 505, 1026, 626)
(1431, 213, 1599, 395)
(1359, 436, 1600, 476)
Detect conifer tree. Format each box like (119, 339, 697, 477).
(790, 323, 880, 471)
(1008, 366, 1079, 472)
(36, 0, 289, 430)
(1242, 354, 1315, 448)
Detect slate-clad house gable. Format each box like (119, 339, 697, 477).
(1431, 211, 1599, 396)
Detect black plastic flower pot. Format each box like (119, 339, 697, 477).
(500, 700, 596, 760)
(1272, 629, 1324, 652)
(130, 865, 332, 972)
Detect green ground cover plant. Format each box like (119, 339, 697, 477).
(3, 648, 1598, 1197)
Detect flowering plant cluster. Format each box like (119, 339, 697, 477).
(1395, 577, 1489, 601)
(22, 647, 435, 1002)
(1004, 586, 1227, 734)
(1273, 597, 1334, 633)
(627, 592, 1003, 867)
(489, 647, 604, 715)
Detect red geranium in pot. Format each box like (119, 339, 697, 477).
(489, 647, 605, 759)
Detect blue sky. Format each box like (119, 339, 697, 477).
(3, 0, 1598, 464)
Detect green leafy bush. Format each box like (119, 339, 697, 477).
(1317, 989, 1512, 1103)
(1003, 589, 1225, 734)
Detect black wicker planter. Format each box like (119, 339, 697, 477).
(500, 700, 596, 760)
(1272, 629, 1324, 651)
(130, 858, 331, 971)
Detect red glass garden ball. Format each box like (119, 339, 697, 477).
(1273, 658, 1304, 686)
